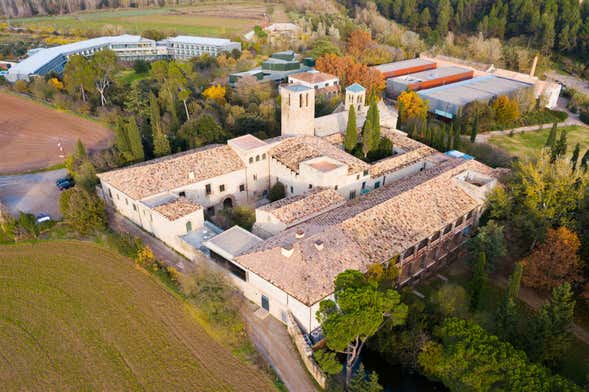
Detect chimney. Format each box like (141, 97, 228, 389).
(295, 229, 305, 239)
(314, 240, 324, 251)
(529, 55, 538, 78)
(188, 171, 195, 180)
(281, 244, 294, 258)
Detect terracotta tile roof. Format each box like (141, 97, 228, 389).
(270, 136, 369, 174)
(153, 198, 202, 221)
(289, 71, 337, 84)
(98, 145, 245, 200)
(258, 188, 346, 226)
(236, 159, 499, 305)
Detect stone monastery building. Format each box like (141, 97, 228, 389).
(98, 82, 501, 333)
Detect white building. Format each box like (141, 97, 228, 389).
(98, 83, 501, 333)
(7, 34, 241, 82)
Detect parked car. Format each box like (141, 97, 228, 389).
(35, 214, 51, 224)
(56, 176, 73, 186)
(57, 179, 74, 190)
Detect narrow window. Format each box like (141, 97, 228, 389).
(262, 153, 266, 160)
(256, 155, 260, 162)
(108, 189, 112, 198)
(308, 184, 313, 189)
(253, 174, 258, 181)
(186, 221, 192, 233)
(374, 181, 380, 189)
(219, 184, 225, 192)
(133, 204, 137, 211)
(249, 157, 254, 164)
(299, 94, 302, 108)
(239, 184, 245, 192)
(290, 186, 294, 193)
(362, 182, 366, 190)
(306, 93, 309, 107)
(334, 185, 338, 190)
(179, 191, 186, 197)
(349, 190, 356, 199)
(205, 184, 212, 195)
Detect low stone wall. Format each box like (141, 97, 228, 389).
(286, 312, 327, 389)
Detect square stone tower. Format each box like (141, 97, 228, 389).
(280, 84, 315, 136)
(345, 83, 366, 112)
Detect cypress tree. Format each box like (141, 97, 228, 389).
(370, 96, 381, 152)
(506, 262, 523, 300)
(581, 150, 589, 172)
(454, 125, 461, 150)
(545, 122, 557, 147)
(126, 117, 144, 162)
(550, 129, 568, 163)
(362, 104, 374, 158)
(470, 115, 479, 143)
(150, 92, 171, 157)
(344, 105, 358, 153)
(571, 143, 580, 171)
(470, 251, 487, 311)
(114, 118, 133, 162)
(76, 139, 87, 159)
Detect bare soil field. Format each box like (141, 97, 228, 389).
(0, 241, 275, 391)
(0, 92, 113, 174)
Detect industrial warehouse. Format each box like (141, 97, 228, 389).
(375, 55, 561, 116)
(6, 34, 241, 82)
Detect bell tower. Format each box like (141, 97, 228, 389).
(345, 83, 366, 112)
(280, 84, 315, 137)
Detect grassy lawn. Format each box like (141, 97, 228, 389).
(0, 241, 274, 391)
(488, 125, 589, 159)
(9, 1, 287, 37)
(116, 69, 149, 84)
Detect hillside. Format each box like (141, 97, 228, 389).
(0, 241, 275, 391)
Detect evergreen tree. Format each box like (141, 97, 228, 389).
(114, 118, 133, 162)
(545, 122, 557, 147)
(581, 150, 589, 172)
(362, 106, 374, 158)
(344, 105, 358, 152)
(470, 115, 479, 143)
(494, 262, 523, 344)
(370, 96, 381, 152)
(550, 129, 568, 162)
(570, 143, 580, 170)
(526, 283, 575, 366)
(349, 364, 383, 392)
(150, 92, 171, 157)
(76, 139, 87, 159)
(126, 116, 144, 162)
(469, 251, 487, 311)
(454, 125, 461, 150)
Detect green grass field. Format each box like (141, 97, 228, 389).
(0, 241, 274, 391)
(9, 1, 287, 37)
(488, 125, 589, 159)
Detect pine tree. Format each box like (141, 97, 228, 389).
(527, 283, 575, 366)
(344, 105, 358, 152)
(76, 139, 87, 159)
(469, 251, 487, 311)
(126, 117, 144, 162)
(570, 143, 580, 170)
(545, 122, 557, 147)
(470, 115, 479, 143)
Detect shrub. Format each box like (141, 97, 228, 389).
(104, 232, 141, 257)
(431, 284, 469, 318)
(13, 79, 28, 93)
(580, 110, 589, 125)
(59, 187, 107, 235)
(135, 245, 155, 267)
(132, 59, 150, 74)
(269, 181, 286, 202)
(230, 206, 256, 231)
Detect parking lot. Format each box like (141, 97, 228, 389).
(0, 169, 66, 219)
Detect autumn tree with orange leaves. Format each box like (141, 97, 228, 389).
(315, 53, 385, 97)
(347, 29, 391, 65)
(522, 227, 583, 291)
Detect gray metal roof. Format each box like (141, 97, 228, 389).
(346, 83, 365, 92)
(160, 35, 236, 46)
(392, 66, 471, 86)
(8, 35, 149, 77)
(418, 75, 533, 117)
(374, 58, 435, 73)
(283, 84, 312, 92)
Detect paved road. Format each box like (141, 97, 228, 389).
(0, 168, 66, 219)
(546, 71, 589, 96)
(108, 209, 316, 391)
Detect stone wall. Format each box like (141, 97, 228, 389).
(286, 312, 327, 389)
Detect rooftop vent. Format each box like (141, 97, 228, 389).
(295, 229, 305, 239)
(314, 240, 324, 251)
(281, 244, 294, 258)
(188, 171, 195, 180)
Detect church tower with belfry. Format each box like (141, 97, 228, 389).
(280, 84, 315, 137)
(344, 83, 366, 112)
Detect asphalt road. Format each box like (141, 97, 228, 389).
(0, 168, 66, 219)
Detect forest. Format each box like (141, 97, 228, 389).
(342, 0, 589, 60)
